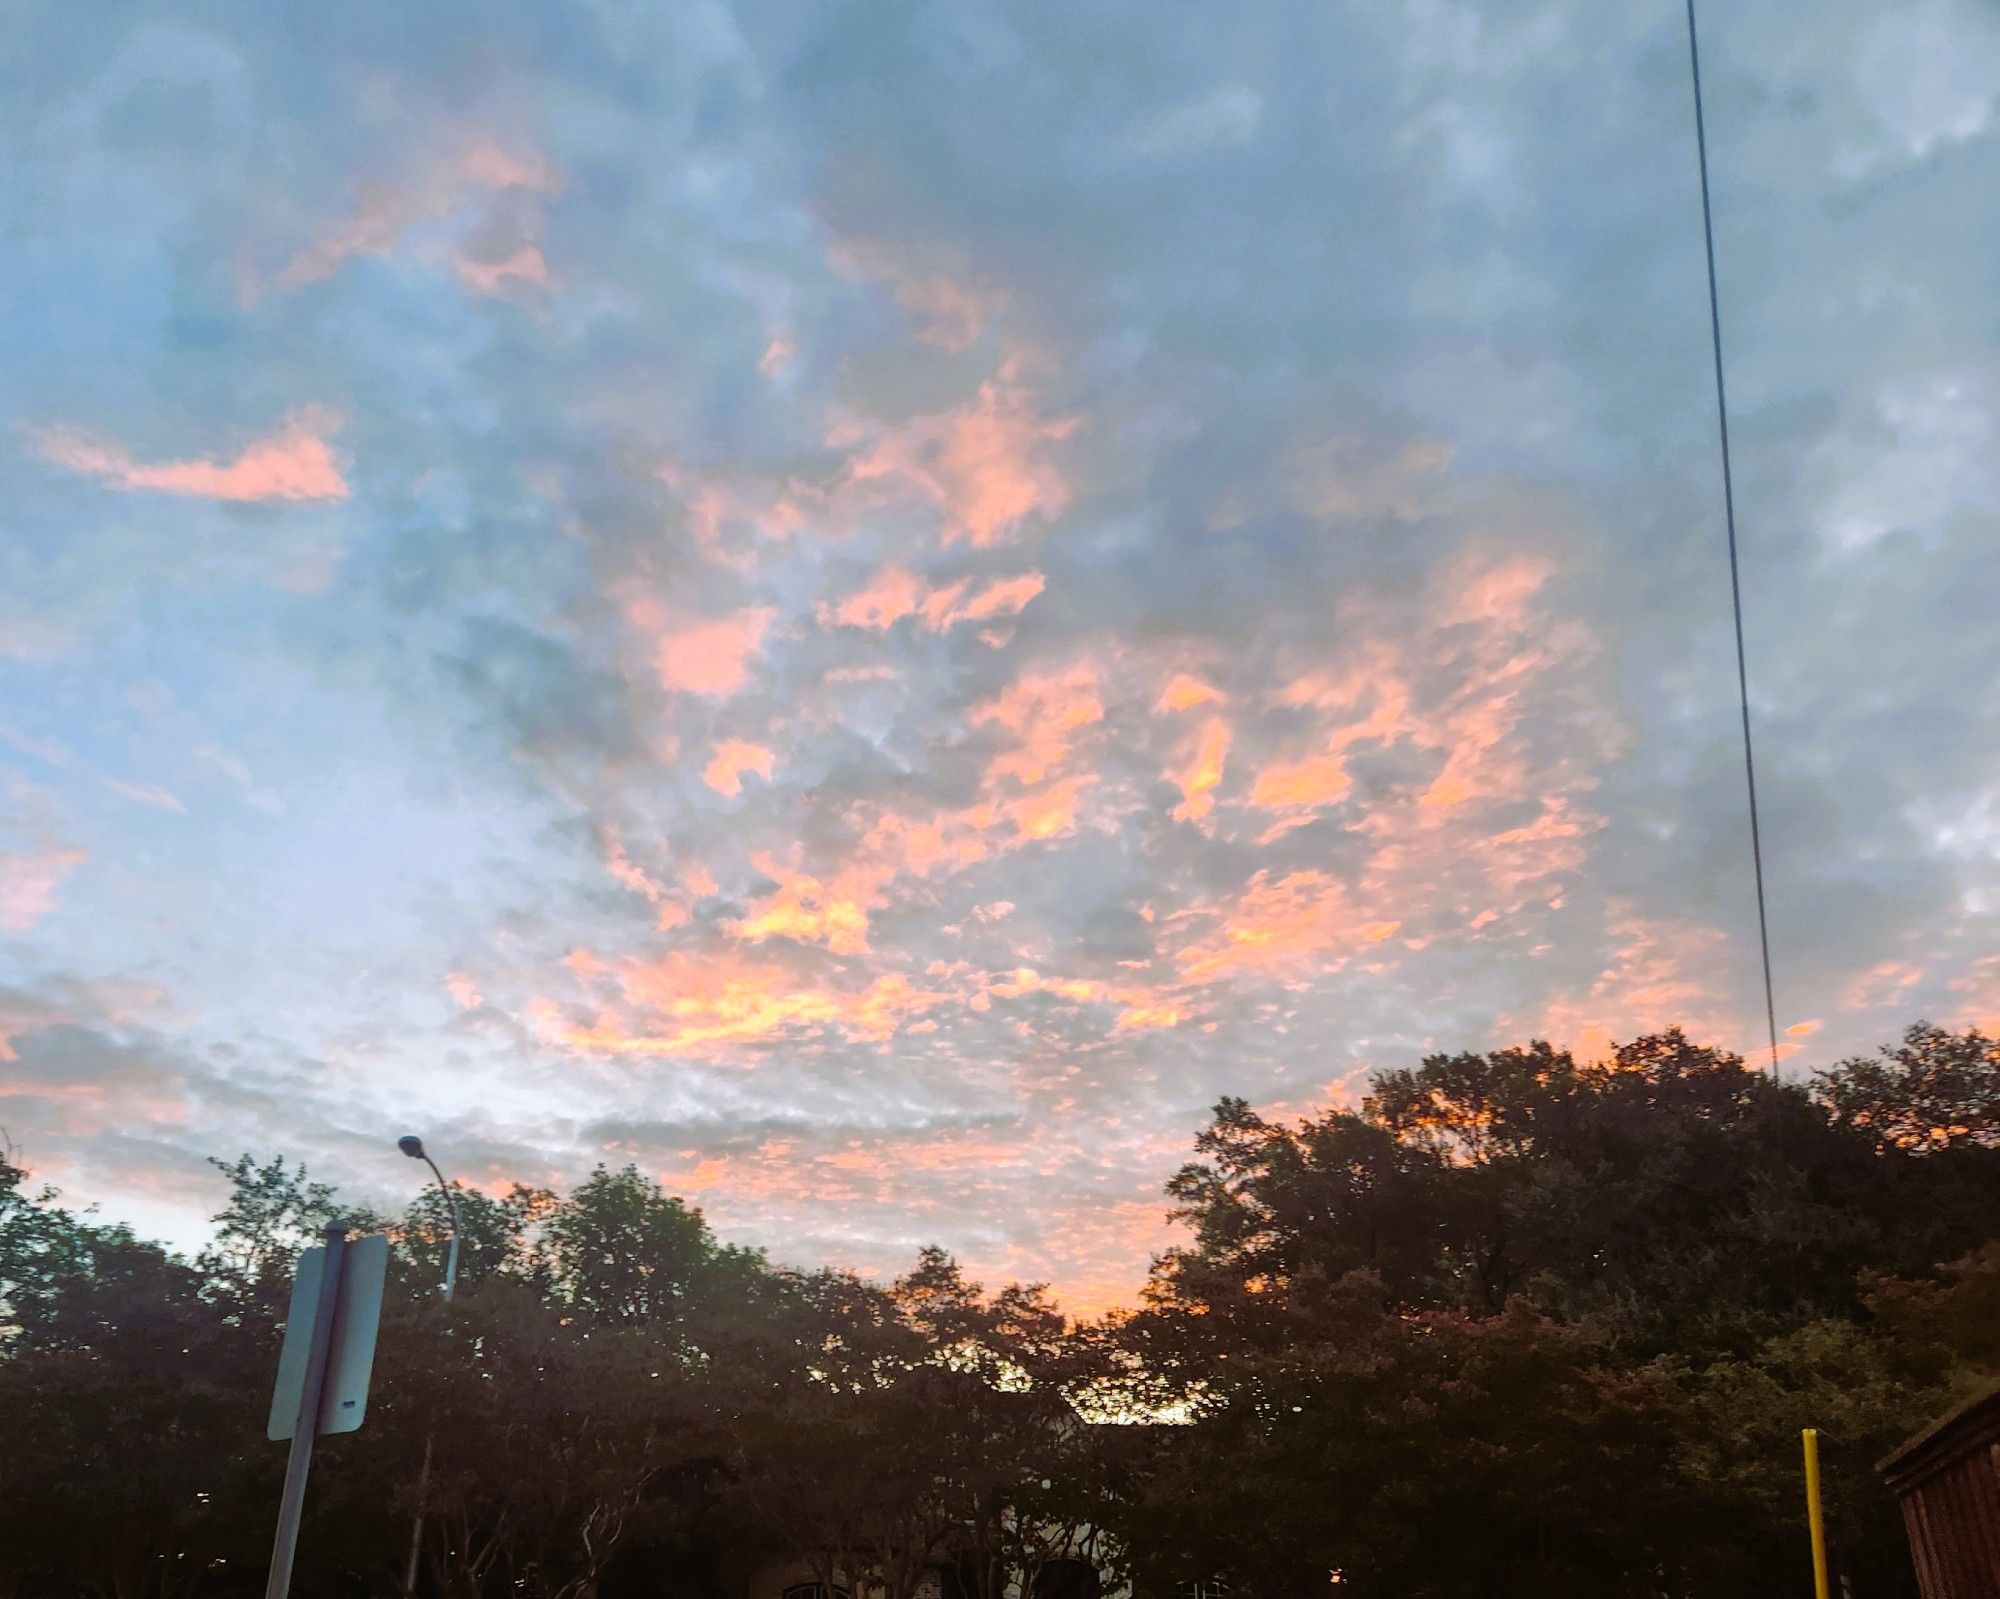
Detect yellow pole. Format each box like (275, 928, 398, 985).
(1803, 1428, 1831, 1599)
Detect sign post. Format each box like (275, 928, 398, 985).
(263, 1223, 389, 1599)
(1803, 1427, 1832, 1599)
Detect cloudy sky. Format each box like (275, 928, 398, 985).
(3, 0, 1997, 1312)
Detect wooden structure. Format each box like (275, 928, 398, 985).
(1879, 1385, 2000, 1597)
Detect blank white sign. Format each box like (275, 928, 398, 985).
(266, 1233, 389, 1440)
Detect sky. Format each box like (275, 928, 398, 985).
(2, 0, 1998, 1315)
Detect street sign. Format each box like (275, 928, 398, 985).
(267, 1232, 388, 1439)
(264, 1224, 392, 1599)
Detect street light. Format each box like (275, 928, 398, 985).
(397, 1134, 459, 1302)
(396, 1135, 459, 1599)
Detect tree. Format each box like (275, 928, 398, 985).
(1816, 1021, 2000, 1152)
(399, 1179, 556, 1294)
(538, 1165, 757, 1331)
(2, 1138, 110, 1346)
(1152, 1030, 2000, 1356)
(197, 1154, 339, 1335)
(887, 1251, 1087, 1599)
(0, 1170, 268, 1599)
(6, 1018, 1999, 1598)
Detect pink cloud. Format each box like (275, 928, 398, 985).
(652, 355, 1076, 563)
(896, 274, 992, 351)
(971, 661, 1103, 786)
(830, 236, 998, 351)
(703, 739, 776, 797)
(0, 840, 86, 932)
(253, 136, 557, 300)
(641, 606, 775, 697)
(1843, 959, 1925, 1010)
(1515, 909, 1738, 1064)
(455, 140, 555, 192)
(821, 564, 927, 630)
(819, 565, 1046, 633)
(841, 369, 1079, 547)
(34, 411, 348, 503)
(759, 334, 799, 377)
(842, 659, 1112, 881)
(599, 825, 669, 904)
(596, 826, 697, 930)
(452, 243, 552, 299)
(920, 570, 1046, 631)
(1949, 955, 2000, 1033)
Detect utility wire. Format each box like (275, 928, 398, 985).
(1685, 0, 1780, 1073)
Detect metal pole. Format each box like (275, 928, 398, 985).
(266, 1221, 348, 1599)
(1803, 1428, 1831, 1599)
(423, 1154, 461, 1304)
(401, 1157, 459, 1599)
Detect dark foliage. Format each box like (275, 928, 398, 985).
(2, 1022, 1995, 1598)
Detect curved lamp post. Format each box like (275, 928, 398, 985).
(396, 1135, 459, 1599)
(397, 1135, 460, 1302)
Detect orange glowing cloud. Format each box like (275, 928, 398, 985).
(640, 605, 774, 697)
(841, 369, 1078, 547)
(548, 948, 942, 1054)
(846, 660, 1108, 877)
(858, 806, 997, 879)
(1169, 716, 1231, 822)
(1441, 553, 1554, 627)
(982, 966, 1187, 1034)
(1948, 955, 2000, 1034)
(599, 826, 667, 903)
(597, 826, 693, 929)
(982, 1196, 1183, 1322)
(1116, 1002, 1186, 1031)
(1265, 550, 1615, 937)
(918, 571, 1047, 631)
(1249, 751, 1351, 811)
(1246, 659, 1421, 823)
(1843, 959, 1925, 1010)
(703, 739, 776, 797)
(818, 565, 1046, 635)
(1157, 673, 1224, 713)
(34, 411, 348, 503)
(730, 857, 878, 955)
(999, 774, 1090, 842)
(444, 971, 484, 1010)
(972, 661, 1103, 785)
(1178, 869, 1397, 983)
(1518, 909, 1735, 1063)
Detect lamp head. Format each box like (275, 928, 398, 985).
(397, 1135, 426, 1159)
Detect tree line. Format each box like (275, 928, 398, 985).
(3, 1022, 1997, 1599)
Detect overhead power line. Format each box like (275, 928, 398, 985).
(1684, 0, 1780, 1074)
